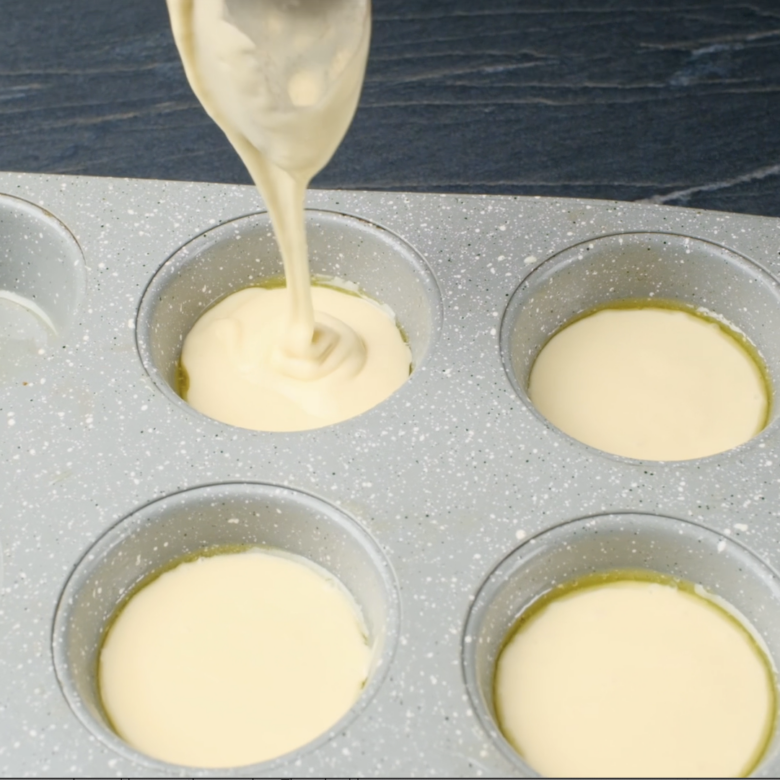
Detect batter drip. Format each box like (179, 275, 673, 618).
(182, 285, 410, 431)
(167, 0, 410, 430)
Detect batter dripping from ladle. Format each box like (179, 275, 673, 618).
(167, 0, 410, 430)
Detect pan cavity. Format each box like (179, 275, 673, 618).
(0, 193, 85, 383)
(53, 482, 399, 770)
(137, 210, 440, 431)
(463, 512, 780, 778)
(501, 232, 780, 461)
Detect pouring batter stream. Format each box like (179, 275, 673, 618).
(167, 0, 410, 430)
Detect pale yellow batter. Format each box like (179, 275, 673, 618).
(528, 306, 769, 460)
(182, 285, 410, 431)
(166, 1, 410, 430)
(99, 549, 371, 768)
(495, 578, 775, 778)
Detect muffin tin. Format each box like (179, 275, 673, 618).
(3, 170, 780, 777)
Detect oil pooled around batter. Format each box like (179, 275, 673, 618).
(99, 546, 371, 767)
(528, 300, 771, 460)
(495, 569, 777, 778)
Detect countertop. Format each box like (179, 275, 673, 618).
(1, 0, 779, 217)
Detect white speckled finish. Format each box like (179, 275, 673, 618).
(2, 171, 780, 777)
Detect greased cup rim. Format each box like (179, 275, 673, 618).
(135, 207, 443, 435)
(462, 512, 780, 778)
(52, 482, 401, 773)
(499, 230, 780, 466)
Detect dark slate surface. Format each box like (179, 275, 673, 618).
(1, 0, 779, 216)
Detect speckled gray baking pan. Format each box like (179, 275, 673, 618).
(4, 170, 780, 777)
